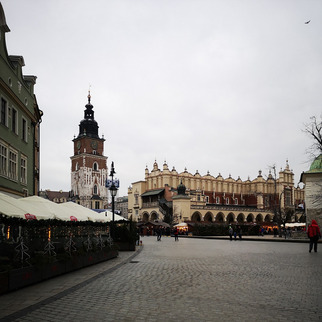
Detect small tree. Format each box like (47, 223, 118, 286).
(303, 115, 322, 158)
(303, 115, 322, 208)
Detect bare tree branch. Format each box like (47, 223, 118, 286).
(303, 115, 322, 157)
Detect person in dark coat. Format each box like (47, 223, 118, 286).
(174, 227, 179, 241)
(228, 225, 233, 241)
(156, 227, 162, 241)
(307, 219, 321, 253)
(238, 226, 242, 240)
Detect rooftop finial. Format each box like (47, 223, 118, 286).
(88, 85, 91, 103)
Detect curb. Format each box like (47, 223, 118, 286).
(179, 235, 315, 243)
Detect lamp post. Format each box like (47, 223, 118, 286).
(278, 190, 286, 238)
(110, 183, 117, 223)
(109, 161, 118, 223)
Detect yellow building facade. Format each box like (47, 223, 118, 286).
(128, 160, 305, 224)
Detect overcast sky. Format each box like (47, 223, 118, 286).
(2, 0, 321, 197)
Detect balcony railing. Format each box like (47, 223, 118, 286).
(142, 201, 159, 209)
(191, 204, 260, 212)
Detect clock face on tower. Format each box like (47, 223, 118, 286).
(91, 140, 98, 149)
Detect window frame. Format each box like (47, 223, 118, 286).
(0, 141, 8, 177)
(11, 107, 18, 134)
(8, 148, 18, 181)
(20, 154, 27, 184)
(22, 117, 28, 142)
(1, 98, 8, 127)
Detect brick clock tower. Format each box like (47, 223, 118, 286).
(70, 93, 108, 209)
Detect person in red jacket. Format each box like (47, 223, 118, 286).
(307, 219, 321, 253)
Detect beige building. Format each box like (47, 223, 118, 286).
(128, 160, 305, 224)
(115, 196, 128, 219)
(300, 154, 322, 228)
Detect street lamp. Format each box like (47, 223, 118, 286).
(109, 161, 118, 223)
(277, 190, 285, 238)
(110, 183, 117, 223)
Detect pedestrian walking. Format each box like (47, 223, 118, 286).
(228, 225, 233, 241)
(307, 219, 321, 253)
(238, 226, 242, 240)
(136, 228, 140, 246)
(174, 227, 179, 241)
(273, 227, 278, 237)
(156, 227, 162, 241)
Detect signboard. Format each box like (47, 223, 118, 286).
(24, 213, 37, 220)
(105, 179, 120, 188)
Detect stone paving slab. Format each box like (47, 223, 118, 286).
(1, 236, 321, 322)
(0, 249, 142, 320)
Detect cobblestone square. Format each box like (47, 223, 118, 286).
(1, 237, 322, 322)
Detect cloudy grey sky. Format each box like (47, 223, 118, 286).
(2, 0, 321, 196)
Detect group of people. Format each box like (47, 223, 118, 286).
(137, 220, 321, 252)
(156, 227, 179, 241)
(228, 220, 321, 252)
(228, 225, 242, 241)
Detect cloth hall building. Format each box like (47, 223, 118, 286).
(128, 160, 305, 224)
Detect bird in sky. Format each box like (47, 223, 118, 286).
(305, 20, 311, 24)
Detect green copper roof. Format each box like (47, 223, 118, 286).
(307, 154, 322, 173)
(141, 189, 164, 197)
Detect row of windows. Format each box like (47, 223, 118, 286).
(0, 141, 27, 184)
(203, 195, 239, 205)
(75, 161, 100, 171)
(1, 98, 28, 142)
(74, 184, 99, 197)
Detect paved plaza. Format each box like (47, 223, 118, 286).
(0, 236, 321, 322)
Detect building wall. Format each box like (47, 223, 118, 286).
(0, 4, 42, 197)
(129, 160, 305, 223)
(302, 174, 322, 228)
(71, 150, 108, 209)
(115, 196, 128, 219)
(128, 181, 146, 219)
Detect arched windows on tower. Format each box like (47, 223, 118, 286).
(93, 162, 98, 171)
(93, 185, 98, 195)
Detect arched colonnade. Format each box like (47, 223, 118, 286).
(141, 210, 274, 224)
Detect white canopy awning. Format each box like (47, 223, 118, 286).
(174, 222, 188, 227)
(284, 223, 306, 228)
(0, 193, 31, 218)
(60, 202, 104, 222)
(0, 192, 129, 222)
(19, 195, 59, 220)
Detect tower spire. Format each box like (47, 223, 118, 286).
(88, 85, 91, 104)
(77, 90, 99, 138)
